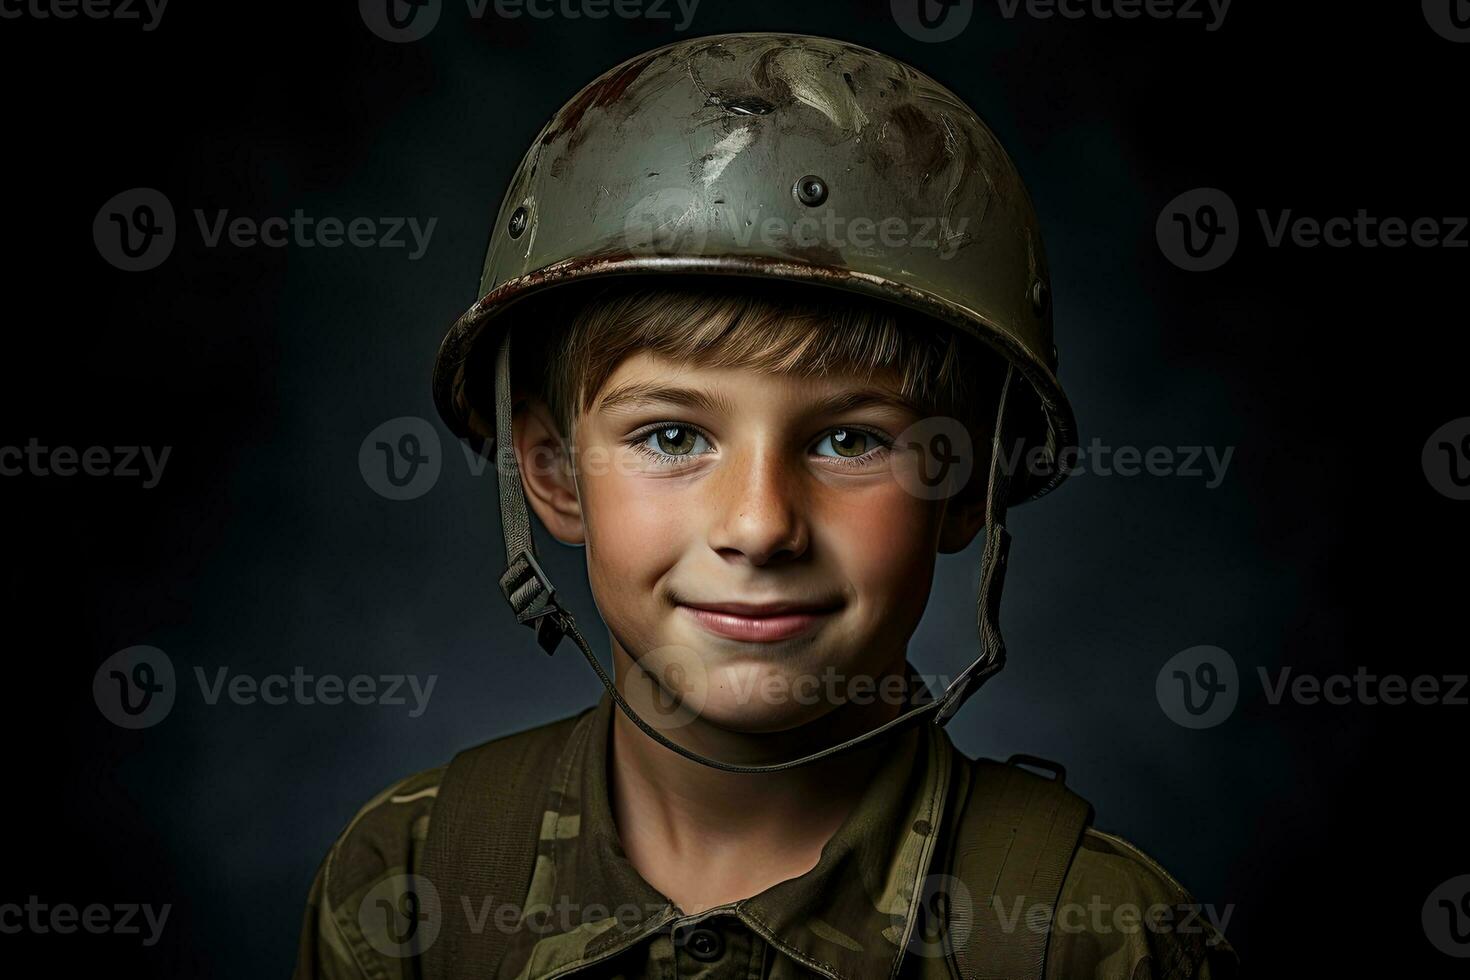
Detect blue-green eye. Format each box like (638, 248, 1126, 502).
(642, 425, 710, 458)
(814, 428, 880, 459)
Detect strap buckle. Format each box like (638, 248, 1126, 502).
(498, 549, 569, 655)
(933, 657, 1002, 726)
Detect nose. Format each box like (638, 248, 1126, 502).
(706, 441, 809, 566)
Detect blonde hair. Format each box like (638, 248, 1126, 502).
(514, 278, 1007, 445)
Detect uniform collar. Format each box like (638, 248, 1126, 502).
(498, 664, 955, 980)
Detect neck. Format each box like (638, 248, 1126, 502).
(605, 641, 919, 911)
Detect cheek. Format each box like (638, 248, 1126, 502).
(825, 485, 942, 621)
(579, 467, 691, 602)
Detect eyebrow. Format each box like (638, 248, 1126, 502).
(593, 380, 920, 418)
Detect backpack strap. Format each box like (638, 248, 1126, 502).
(420, 710, 587, 980)
(947, 754, 1094, 980)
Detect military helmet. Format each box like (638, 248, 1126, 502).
(431, 33, 1075, 773)
(433, 32, 1073, 503)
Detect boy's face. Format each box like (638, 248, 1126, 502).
(515, 348, 988, 735)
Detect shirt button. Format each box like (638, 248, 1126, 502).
(679, 924, 725, 962)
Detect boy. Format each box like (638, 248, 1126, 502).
(294, 33, 1239, 979)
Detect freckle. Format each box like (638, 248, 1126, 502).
(912, 819, 932, 836)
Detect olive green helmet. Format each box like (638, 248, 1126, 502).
(431, 33, 1076, 773)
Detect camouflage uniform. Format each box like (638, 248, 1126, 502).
(293, 677, 1239, 979)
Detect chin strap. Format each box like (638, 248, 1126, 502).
(489, 326, 1015, 773)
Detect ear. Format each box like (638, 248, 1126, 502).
(937, 482, 989, 554)
(936, 436, 996, 554)
(937, 417, 1007, 554)
(510, 395, 585, 546)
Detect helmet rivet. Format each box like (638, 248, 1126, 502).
(1029, 279, 1050, 318)
(508, 206, 529, 239)
(794, 175, 828, 207)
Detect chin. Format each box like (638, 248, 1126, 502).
(690, 656, 842, 733)
(614, 613, 886, 732)
(690, 687, 833, 735)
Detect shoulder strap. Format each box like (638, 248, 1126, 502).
(420, 710, 587, 980)
(948, 754, 1094, 980)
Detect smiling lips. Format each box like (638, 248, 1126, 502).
(678, 599, 841, 642)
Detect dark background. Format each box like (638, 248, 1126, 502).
(3, 1, 1465, 976)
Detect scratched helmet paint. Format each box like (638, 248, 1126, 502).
(432, 31, 1074, 505)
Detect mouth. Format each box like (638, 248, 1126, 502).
(677, 598, 843, 643)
